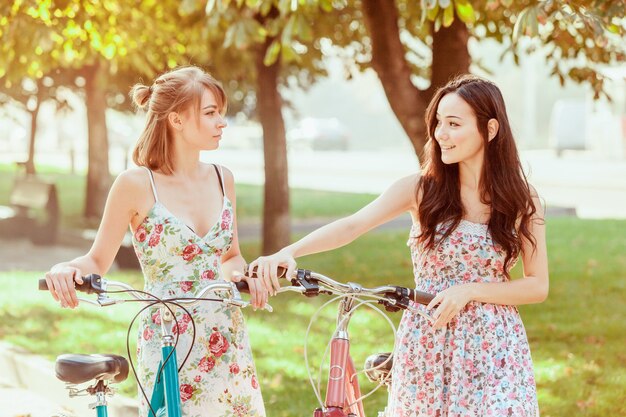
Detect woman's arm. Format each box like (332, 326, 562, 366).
(249, 174, 420, 292)
(428, 193, 549, 329)
(45, 170, 147, 308)
(219, 167, 267, 308)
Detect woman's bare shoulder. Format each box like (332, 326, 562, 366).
(114, 167, 151, 189)
(394, 172, 421, 211)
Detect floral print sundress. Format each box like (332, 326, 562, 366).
(387, 220, 538, 417)
(132, 166, 265, 417)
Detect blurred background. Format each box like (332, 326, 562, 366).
(0, 1, 625, 417)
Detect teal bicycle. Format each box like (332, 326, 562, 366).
(39, 274, 265, 417)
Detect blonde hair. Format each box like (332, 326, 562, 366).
(130, 66, 227, 174)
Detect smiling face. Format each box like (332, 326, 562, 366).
(434, 92, 486, 166)
(175, 89, 227, 151)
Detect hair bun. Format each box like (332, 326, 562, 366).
(130, 84, 151, 110)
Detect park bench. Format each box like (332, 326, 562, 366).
(0, 175, 60, 245)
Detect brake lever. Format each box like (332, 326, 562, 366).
(73, 296, 121, 307)
(410, 305, 435, 324)
(226, 298, 273, 313)
(293, 269, 320, 297)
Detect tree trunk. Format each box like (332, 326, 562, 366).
(427, 17, 471, 98)
(256, 39, 290, 255)
(360, 0, 470, 159)
(83, 61, 111, 219)
(360, 0, 429, 158)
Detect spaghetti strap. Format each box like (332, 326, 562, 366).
(142, 166, 159, 202)
(213, 164, 225, 196)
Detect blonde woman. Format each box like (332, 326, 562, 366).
(44, 66, 267, 417)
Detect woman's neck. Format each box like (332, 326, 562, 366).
(170, 140, 202, 179)
(458, 159, 483, 191)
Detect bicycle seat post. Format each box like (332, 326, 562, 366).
(87, 380, 110, 416)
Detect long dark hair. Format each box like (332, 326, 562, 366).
(417, 74, 537, 277)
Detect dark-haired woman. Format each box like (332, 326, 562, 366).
(250, 75, 547, 416)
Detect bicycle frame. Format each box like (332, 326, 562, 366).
(316, 295, 366, 417)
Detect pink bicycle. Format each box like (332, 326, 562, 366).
(251, 268, 435, 417)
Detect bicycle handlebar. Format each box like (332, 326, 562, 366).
(246, 267, 435, 311)
(39, 267, 435, 312)
(38, 275, 250, 296)
(38, 275, 265, 310)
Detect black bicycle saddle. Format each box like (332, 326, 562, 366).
(55, 354, 129, 384)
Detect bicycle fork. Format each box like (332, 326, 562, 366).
(314, 296, 366, 417)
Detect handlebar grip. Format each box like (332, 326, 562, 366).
(38, 274, 105, 294)
(234, 281, 249, 293)
(245, 265, 288, 279)
(409, 289, 436, 305)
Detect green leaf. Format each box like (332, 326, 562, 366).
(263, 39, 281, 66)
(320, 0, 333, 13)
(420, 0, 428, 25)
(179, 0, 200, 16)
(280, 42, 300, 63)
(454, 0, 475, 24)
(607, 24, 620, 34)
(281, 14, 296, 45)
(512, 7, 529, 43)
(293, 14, 312, 42)
(278, 0, 291, 15)
(426, 4, 440, 21)
(260, 0, 272, 16)
(205, 0, 217, 14)
(223, 24, 237, 48)
(528, 7, 538, 37)
(442, 4, 454, 27)
(434, 14, 442, 32)
(244, 18, 267, 43)
(235, 21, 250, 49)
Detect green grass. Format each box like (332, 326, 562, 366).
(1, 218, 625, 416)
(0, 163, 376, 229)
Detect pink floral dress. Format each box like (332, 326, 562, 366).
(132, 167, 265, 417)
(387, 220, 538, 416)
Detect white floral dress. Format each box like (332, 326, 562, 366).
(387, 220, 538, 417)
(132, 166, 265, 417)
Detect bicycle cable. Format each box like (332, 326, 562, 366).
(344, 300, 396, 409)
(106, 289, 195, 371)
(107, 288, 203, 417)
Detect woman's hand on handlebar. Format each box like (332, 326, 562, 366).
(248, 250, 297, 295)
(230, 271, 268, 310)
(44, 266, 84, 309)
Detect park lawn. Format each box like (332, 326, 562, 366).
(0, 163, 376, 229)
(0, 218, 625, 416)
